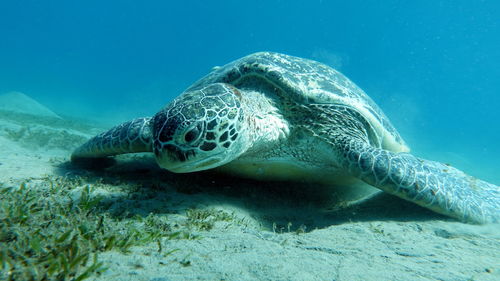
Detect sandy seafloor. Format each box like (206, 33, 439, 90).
(0, 93, 499, 281)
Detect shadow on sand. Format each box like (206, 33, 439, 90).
(57, 155, 448, 233)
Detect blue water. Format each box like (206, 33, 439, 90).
(0, 0, 499, 183)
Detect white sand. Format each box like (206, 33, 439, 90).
(0, 95, 499, 281)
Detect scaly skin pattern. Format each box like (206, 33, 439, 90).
(342, 139, 500, 224)
(151, 83, 245, 167)
(71, 117, 152, 160)
(307, 103, 500, 224)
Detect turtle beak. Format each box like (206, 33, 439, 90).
(155, 143, 225, 173)
(154, 144, 195, 171)
(162, 144, 196, 162)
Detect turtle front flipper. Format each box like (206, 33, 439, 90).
(71, 117, 153, 163)
(342, 140, 500, 224)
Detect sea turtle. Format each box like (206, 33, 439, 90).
(72, 52, 499, 224)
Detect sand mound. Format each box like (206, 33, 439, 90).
(0, 91, 61, 119)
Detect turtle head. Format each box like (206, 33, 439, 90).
(152, 83, 248, 172)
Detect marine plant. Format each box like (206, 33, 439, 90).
(0, 176, 184, 280)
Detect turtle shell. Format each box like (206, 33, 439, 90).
(187, 52, 408, 153)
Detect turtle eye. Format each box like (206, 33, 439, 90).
(184, 127, 200, 143)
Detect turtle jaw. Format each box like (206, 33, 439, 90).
(155, 146, 230, 173)
(160, 154, 225, 173)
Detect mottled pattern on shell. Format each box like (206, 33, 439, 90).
(188, 52, 405, 147)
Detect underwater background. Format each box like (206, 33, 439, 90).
(0, 0, 499, 183)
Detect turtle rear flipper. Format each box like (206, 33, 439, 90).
(343, 140, 500, 224)
(71, 117, 153, 166)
